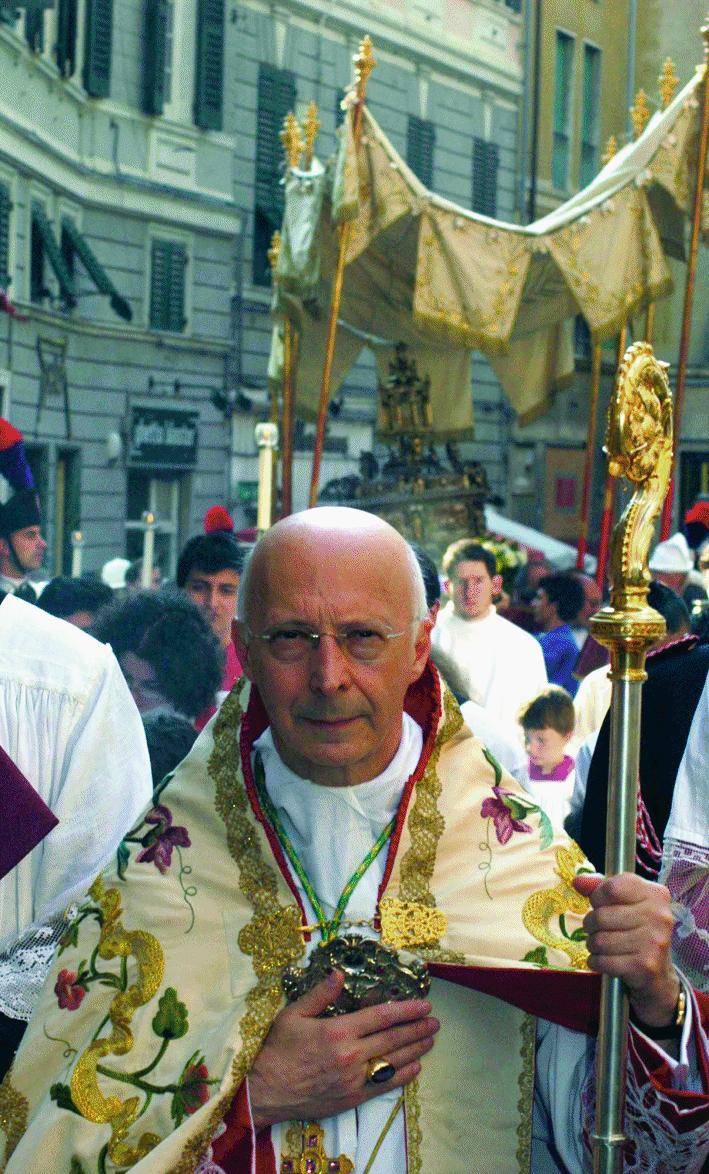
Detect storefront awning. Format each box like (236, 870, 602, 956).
(61, 218, 133, 321)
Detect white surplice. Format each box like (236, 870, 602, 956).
(432, 603, 547, 727)
(0, 595, 153, 1019)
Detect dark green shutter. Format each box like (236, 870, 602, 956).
(253, 63, 296, 284)
(31, 202, 77, 305)
(167, 242, 187, 331)
(0, 3, 19, 29)
(472, 138, 498, 218)
(56, 0, 78, 78)
(150, 239, 186, 332)
(83, 0, 113, 99)
(0, 182, 11, 288)
(194, 0, 224, 130)
(24, 6, 44, 52)
(143, 0, 168, 116)
(407, 116, 435, 187)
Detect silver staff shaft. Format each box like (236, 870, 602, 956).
(592, 654, 645, 1174)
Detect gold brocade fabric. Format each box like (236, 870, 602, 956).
(0, 671, 594, 1172)
(268, 68, 704, 431)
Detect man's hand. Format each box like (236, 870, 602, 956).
(573, 873, 680, 1028)
(248, 969, 440, 1130)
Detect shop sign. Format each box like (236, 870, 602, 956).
(128, 406, 199, 468)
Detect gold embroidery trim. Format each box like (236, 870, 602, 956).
(515, 1014, 536, 1173)
(404, 1076, 422, 1174)
(0, 1075, 29, 1165)
(173, 682, 306, 1173)
(521, 844, 591, 969)
(68, 877, 165, 1167)
(397, 686, 461, 910)
(379, 897, 447, 950)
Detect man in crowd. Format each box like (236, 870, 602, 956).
(650, 532, 708, 610)
(2, 508, 705, 1172)
(0, 591, 152, 1078)
(176, 533, 244, 711)
(36, 575, 113, 630)
(431, 539, 547, 726)
(532, 573, 585, 696)
(0, 492, 46, 601)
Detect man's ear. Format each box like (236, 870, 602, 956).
(410, 613, 434, 682)
(232, 619, 254, 681)
(429, 599, 440, 623)
(491, 573, 504, 597)
(442, 577, 452, 597)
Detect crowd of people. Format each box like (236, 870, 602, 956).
(0, 416, 707, 1171)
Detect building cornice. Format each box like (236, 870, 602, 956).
(11, 302, 232, 354)
(250, 0, 522, 98)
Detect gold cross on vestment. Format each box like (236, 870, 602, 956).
(281, 1121, 354, 1174)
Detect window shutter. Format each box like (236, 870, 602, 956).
(0, 182, 11, 289)
(167, 242, 187, 332)
(56, 0, 78, 78)
(472, 138, 498, 218)
(149, 239, 170, 329)
(143, 0, 169, 116)
(83, 0, 113, 99)
(407, 116, 435, 188)
(253, 63, 296, 285)
(150, 240, 186, 332)
(25, 7, 44, 53)
(194, 0, 224, 131)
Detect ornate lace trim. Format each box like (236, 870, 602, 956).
(659, 837, 709, 993)
(0, 917, 69, 1022)
(581, 1040, 709, 1173)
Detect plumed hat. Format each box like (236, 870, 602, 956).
(0, 418, 35, 494)
(649, 532, 694, 574)
(0, 488, 42, 537)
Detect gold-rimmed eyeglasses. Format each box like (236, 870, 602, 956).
(248, 622, 412, 664)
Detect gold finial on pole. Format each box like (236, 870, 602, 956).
(630, 89, 651, 138)
(590, 341, 673, 1174)
(353, 35, 376, 102)
(302, 100, 321, 168)
(602, 135, 618, 165)
(280, 112, 304, 169)
(268, 230, 282, 276)
(658, 58, 679, 109)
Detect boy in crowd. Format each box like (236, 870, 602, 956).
(518, 685, 576, 833)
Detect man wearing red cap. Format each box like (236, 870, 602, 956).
(176, 530, 244, 727)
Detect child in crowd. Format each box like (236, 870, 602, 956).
(518, 685, 576, 833)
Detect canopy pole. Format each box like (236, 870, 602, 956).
(576, 340, 602, 570)
(281, 320, 298, 518)
(589, 342, 673, 1174)
(308, 37, 376, 509)
(660, 21, 709, 538)
(595, 326, 627, 589)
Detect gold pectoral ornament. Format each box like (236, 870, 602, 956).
(282, 933, 430, 1015)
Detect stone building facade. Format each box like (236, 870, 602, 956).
(0, 0, 524, 575)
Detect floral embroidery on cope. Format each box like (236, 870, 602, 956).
(118, 774, 197, 931)
(521, 844, 591, 970)
(478, 749, 554, 899)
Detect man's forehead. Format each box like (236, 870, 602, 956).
(187, 566, 239, 583)
(453, 560, 490, 578)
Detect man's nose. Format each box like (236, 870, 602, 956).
(309, 634, 351, 692)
